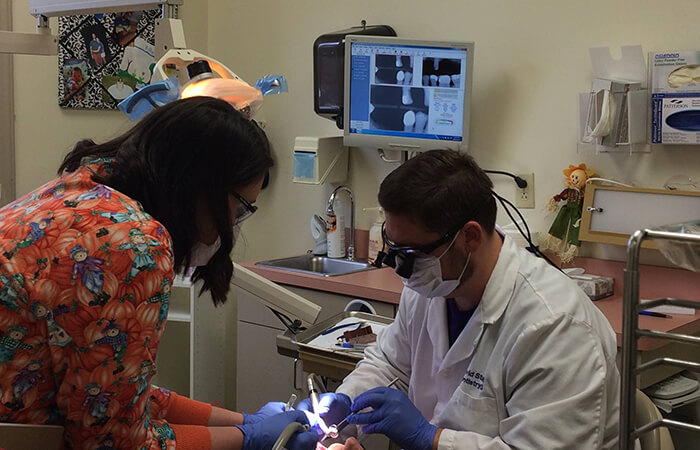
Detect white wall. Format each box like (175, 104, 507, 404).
(11, 0, 700, 263)
(208, 0, 700, 264)
(11, 0, 208, 196)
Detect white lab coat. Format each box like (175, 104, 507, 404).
(337, 234, 620, 449)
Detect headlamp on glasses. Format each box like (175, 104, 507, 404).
(379, 222, 459, 279)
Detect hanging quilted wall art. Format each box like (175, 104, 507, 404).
(58, 9, 161, 109)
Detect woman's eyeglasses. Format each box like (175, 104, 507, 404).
(231, 191, 258, 223)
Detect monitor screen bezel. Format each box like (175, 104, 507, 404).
(343, 35, 474, 153)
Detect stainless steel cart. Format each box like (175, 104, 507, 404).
(620, 224, 700, 449)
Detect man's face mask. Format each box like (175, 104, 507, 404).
(382, 222, 470, 298)
(401, 233, 470, 298)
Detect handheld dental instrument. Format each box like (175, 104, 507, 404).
(284, 393, 298, 411)
(321, 377, 400, 443)
(307, 373, 332, 436)
(307, 376, 322, 416)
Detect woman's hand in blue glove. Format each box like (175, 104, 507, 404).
(242, 401, 287, 425)
(235, 410, 318, 450)
(346, 387, 437, 450)
(297, 392, 352, 431)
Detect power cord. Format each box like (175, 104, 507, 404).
(491, 190, 564, 273)
(485, 170, 528, 189)
(483, 170, 562, 270)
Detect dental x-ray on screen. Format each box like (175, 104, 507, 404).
(344, 35, 474, 152)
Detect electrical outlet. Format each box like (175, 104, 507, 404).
(515, 173, 535, 209)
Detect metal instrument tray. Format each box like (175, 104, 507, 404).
(276, 311, 393, 380)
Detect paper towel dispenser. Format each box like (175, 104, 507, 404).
(293, 136, 348, 185)
(314, 23, 396, 128)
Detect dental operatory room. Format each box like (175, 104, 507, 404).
(2, 0, 700, 449)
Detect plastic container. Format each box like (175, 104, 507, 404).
(364, 207, 384, 263)
(327, 212, 346, 258)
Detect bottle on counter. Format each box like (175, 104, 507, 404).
(364, 207, 384, 264)
(327, 211, 346, 258)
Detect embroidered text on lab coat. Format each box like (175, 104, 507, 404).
(463, 369, 485, 391)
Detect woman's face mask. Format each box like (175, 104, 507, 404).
(401, 233, 471, 298)
(188, 225, 241, 270)
(190, 236, 221, 268)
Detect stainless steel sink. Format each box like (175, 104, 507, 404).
(256, 254, 377, 277)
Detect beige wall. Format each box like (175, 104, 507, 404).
(209, 0, 700, 264)
(11, 0, 700, 263)
(11, 0, 208, 196)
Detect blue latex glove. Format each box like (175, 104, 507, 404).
(346, 387, 437, 450)
(235, 410, 318, 450)
(242, 401, 287, 425)
(297, 392, 352, 433)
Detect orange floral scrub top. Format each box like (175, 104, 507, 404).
(0, 161, 194, 449)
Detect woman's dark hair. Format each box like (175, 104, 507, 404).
(378, 149, 496, 235)
(59, 97, 273, 305)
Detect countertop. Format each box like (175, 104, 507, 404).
(242, 256, 700, 351)
(566, 257, 700, 351)
(241, 260, 404, 304)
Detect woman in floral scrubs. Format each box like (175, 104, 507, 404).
(0, 98, 316, 450)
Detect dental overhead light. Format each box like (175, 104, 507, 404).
(2, 0, 287, 120)
(178, 60, 264, 119)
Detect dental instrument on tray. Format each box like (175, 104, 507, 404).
(321, 321, 364, 336)
(321, 377, 400, 444)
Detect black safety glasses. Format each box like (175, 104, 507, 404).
(231, 191, 258, 224)
(379, 222, 458, 278)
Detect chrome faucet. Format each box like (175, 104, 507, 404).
(326, 185, 355, 260)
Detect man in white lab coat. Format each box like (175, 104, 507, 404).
(329, 150, 620, 449)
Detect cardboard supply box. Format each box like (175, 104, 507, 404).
(651, 51, 700, 144)
(569, 274, 615, 301)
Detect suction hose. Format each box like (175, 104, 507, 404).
(271, 422, 310, 450)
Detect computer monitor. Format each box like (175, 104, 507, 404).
(344, 35, 474, 152)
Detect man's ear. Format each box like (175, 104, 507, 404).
(460, 221, 483, 253)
